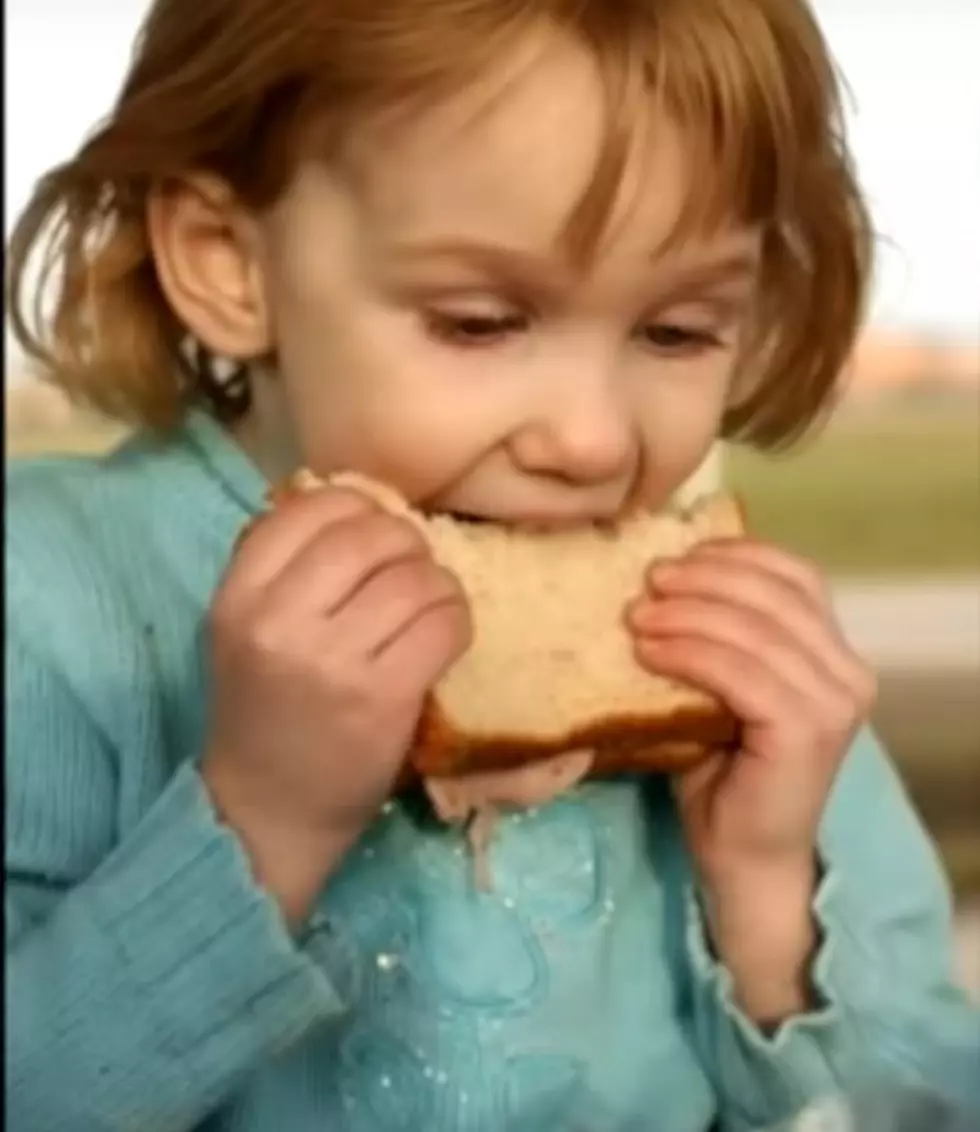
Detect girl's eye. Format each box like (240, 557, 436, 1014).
(426, 311, 528, 347)
(640, 323, 724, 355)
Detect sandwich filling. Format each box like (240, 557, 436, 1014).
(423, 748, 596, 889)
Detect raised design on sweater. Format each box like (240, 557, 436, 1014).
(301, 790, 685, 1131)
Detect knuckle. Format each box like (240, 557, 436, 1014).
(247, 613, 291, 659)
(794, 553, 820, 579)
(385, 668, 424, 706)
(421, 567, 463, 608)
(822, 717, 852, 748)
(426, 592, 473, 649)
(433, 563, 465, 597)
(363, 512, 427, 564)
(321, 653, 371, 697)
(816, 698, 858, 744)
(389, 560, 445, 611)
(853, 663, 878, 711)
(788, 554, 823, 593)
(279, 483, 379, 535)
(416, 562, 461, 602)
(448, 599, 474, 647)
(386, 513, 428, 555)
(208, 595, 250, 645)
(327, 485, 380, 520)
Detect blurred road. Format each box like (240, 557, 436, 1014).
(833, 581, 980, 668)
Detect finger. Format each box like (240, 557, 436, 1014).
(669, 748, 728, 816)
(222, 487, 377, 605)
(327, 558, 465, 658)
(663, 538, 828, 611)
(374, 595, 472, 690)
(643, 555, 869, 692)
(627, 595, 856, 703)
(261, 509, 430, 622)
(634, 633, 810, 734)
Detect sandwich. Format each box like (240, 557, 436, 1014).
(272, 470, 743, 847)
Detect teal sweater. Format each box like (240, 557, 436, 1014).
(6, 412, 979, 1132)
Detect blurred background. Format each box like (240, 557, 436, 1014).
(4, 1, 979, 993)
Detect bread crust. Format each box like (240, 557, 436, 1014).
(408, 698, 738, 780)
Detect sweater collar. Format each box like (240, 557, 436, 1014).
(180, 409, 270, 519)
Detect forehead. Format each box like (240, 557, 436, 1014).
(330, 32, 749, 268)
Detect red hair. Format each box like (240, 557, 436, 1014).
(5, 0, 871, 445)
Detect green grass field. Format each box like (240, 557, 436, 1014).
(728, 398, 980, 576)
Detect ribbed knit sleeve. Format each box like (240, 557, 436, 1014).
(5, 625, 351, 1132)
(683, 729, 980, 1131)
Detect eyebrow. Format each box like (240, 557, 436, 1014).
(384, 237, 760, 296)
(658, 249, 760, 289)
(385, 238, 568, 289)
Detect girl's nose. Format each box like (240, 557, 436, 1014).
(509, 373, 638, 487)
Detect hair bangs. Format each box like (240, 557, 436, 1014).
(7, 0, 870, 443)
(560, 0, 823, 263)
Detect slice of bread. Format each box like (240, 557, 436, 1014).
(277, 470, 744, 779)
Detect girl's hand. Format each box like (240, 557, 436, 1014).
(627, 537, 876, 879)
(625, 539, 876, 1021)
(202, 486, 471, 925)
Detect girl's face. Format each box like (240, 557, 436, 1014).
(244, 34, 761, 522)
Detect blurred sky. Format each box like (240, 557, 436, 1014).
(4, 0, 980, 365)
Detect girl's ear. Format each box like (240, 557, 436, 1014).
(147, 175, 272, 361)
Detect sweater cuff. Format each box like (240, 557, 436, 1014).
(686, 866, 853, 1127)
(87, 762, 350, 1086)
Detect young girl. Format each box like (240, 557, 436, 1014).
(5, 1, 978, 1130)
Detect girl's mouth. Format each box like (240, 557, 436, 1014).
(439, 510, 619, 535)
